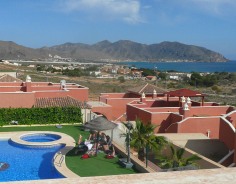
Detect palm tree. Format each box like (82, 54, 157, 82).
(158, 144, 201, 170)
(128, 120, 167, 162)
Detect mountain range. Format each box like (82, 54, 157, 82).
(0, 40, 228, 62)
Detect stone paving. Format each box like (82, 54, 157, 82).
(2, 168, 236, 184)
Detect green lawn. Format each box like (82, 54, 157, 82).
(0, 125, 139, 176)
(67, 149, 137, 176)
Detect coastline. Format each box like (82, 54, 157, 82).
(118, 60, 236, 73)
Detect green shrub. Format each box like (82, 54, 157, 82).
(0, 107, 82, 126)
(118, 76, 125, 83)
(211, 85, 221, 93)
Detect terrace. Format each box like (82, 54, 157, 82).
(0, 78, 89, 108)
(126, 95, 235, 133)
(0, 125, 138, 181)
(1, 123, 236, 184)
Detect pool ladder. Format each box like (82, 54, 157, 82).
(53, 151, 64, 167)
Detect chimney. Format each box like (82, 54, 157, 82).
(183, 103, 189, 111)
(187, 97, 192, 108)
(152, 89, 157, 99)
(140, 92, 146, 103)
(25, 75, 32, 92)
(180, 96, 186, 108)
(179, 102, 191, 118)
(60, 80, 66, 90)
(26, 75, 31, 82)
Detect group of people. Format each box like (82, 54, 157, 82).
(75, 131, 115, 158)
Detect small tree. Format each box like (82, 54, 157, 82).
(128, 120, 167, 161)
(158, 144, 201, 170)
(212, 85, 221, 94)
(118, 76, 125, 83)
(158, 72, 167, 80)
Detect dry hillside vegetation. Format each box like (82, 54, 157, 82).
(0, 63, 236, 105)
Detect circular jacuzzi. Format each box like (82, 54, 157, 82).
(20, 133, 61, 143)
(11, 132, 66, 147)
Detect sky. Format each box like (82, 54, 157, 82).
(0, 0, 236, 59)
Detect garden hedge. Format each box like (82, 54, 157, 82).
(0, 107, 82, 126)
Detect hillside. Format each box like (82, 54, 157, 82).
(0, 41, 49, 60)
(0, 40, 228, 62)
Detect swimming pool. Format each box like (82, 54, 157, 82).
(20, 133, 61, 142)
(0, 138, 65, 182)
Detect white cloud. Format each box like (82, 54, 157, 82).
(157, 12, 188, 26)
(183, 0, 236, 16)
(59, 0, 143, 24)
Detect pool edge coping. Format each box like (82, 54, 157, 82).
(3, 131, 78, 178)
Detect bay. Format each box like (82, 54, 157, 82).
(120, 60, 236, 73)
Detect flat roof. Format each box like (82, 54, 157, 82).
(156, 133, 209, 147)
(87, 101, 111, 107)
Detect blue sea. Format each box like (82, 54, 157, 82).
(121, 60, 236, 73)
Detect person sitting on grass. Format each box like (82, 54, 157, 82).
(102, 135, 113, 154)
(96, 132, 108, 149)
(105, 144, 116, 159)
(105, 135, 112, 146)
(88, 131, 97, 142)
(87, 148, 96, 156)
(74, 135, 88, 154)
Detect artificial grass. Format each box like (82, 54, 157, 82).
(0, 125, 139, 176)
(66, 149, 138, 177)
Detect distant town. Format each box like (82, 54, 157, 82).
(0, 58, 218, 81)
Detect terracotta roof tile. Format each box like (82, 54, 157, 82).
(34, 96, 89, 108)
(127, 83, 167, 95)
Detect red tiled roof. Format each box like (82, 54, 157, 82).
(34, 96, 89, 108)
(165, 88, 205, 97)
(146, 76, 155, 78)
(127, 83, 167, 95)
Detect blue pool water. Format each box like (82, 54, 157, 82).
(21, 133, 61, 142)
(0, 139, 65, 182)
